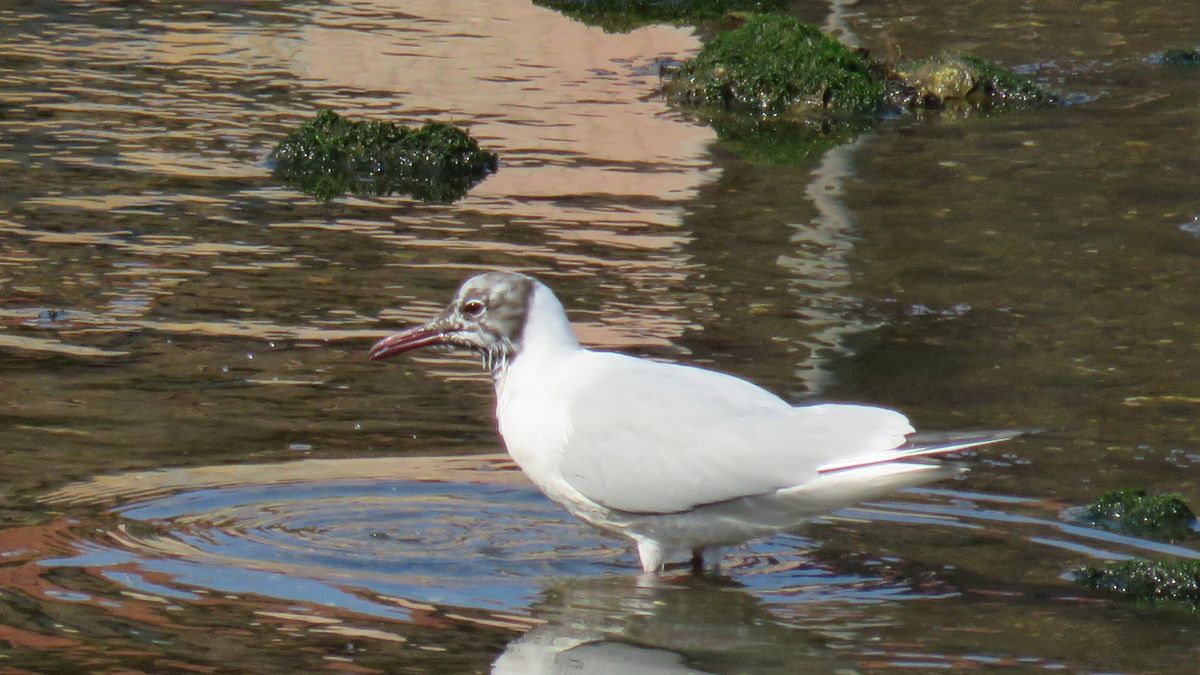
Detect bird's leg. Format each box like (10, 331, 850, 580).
(635, 539, 664, 574)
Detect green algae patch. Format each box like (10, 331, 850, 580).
(1082, 489, 1196, 542)
(1160, 48, 1200, 66)
(533, 0, 785, 33)
(887, 53, 1058, 113)
(661, 16, 1058, 164)
(663, 17, 1057, 118)
(664, 15, 885, 117)
(1076, 559, 1200, 607)
(269, 110, 498, 202)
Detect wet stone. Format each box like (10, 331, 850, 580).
(1160, 48, 1200, 65)
(1076, 559, 1200, 607)
(886, 53, 1059, 113)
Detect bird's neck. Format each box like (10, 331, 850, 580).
(493, 282, 580, 388)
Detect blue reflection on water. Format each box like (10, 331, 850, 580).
(43, 478, 633, 614)
(38, 470, 1200, 624)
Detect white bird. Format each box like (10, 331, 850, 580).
(369, 272, 1017, 573)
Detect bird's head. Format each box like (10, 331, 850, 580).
(368, 272, 538, 374)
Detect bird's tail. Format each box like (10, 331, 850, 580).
(815, 429, 1025, 475)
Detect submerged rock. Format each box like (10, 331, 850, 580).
(1160, 48, 1200, 66)
(664, 15, 885, 117)
(1076, 559, 1200, 607)
(1081, 488, 1196, 542)
(269, 110, 498, 203)
(534, 0, 785, 33)
(887, 53, 1058, 112)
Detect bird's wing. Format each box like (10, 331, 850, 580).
(815, 429, 1023, 474)
(557, 353, 914, 514)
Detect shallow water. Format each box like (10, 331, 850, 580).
(3, 0, 1200, 671)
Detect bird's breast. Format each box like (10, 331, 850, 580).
(494, 361, 575, 493)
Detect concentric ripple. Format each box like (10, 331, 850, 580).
(12, 456, 1200, 672)
(38, 456, 1200, 617)
(28, 454, 981, 621)
(38, 455, 651, 614)
(121, 477, 624, 579)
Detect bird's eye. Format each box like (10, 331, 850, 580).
(462, 300, 485, 317)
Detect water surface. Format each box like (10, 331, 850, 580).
(2, 0, 1200, 671)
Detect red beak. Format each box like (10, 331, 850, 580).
(368, 324, 448, 361)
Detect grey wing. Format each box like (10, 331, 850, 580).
(558, 354, 914, 514)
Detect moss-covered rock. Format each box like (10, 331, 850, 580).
(664, 17, 1059, 119)
(1076, 559, 1200, 607)
(664, 15, 885, 117)
(269, 110, 498, 203)
(1081, 489, 1196, 542)
(887, 53, 1058, 112)
(661, 16, 1059, 164)
(533, 0, 785, 33)
(1160, 48, 1200, 66)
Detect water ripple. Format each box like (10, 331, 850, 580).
(0, 456, 1187, 671)
(32, 455, 1198, 617)
(39, 456, 626, 613)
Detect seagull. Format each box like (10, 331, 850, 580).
(369, 272, 1017, 573)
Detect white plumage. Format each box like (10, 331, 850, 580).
(370, 272, 1016, 573)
